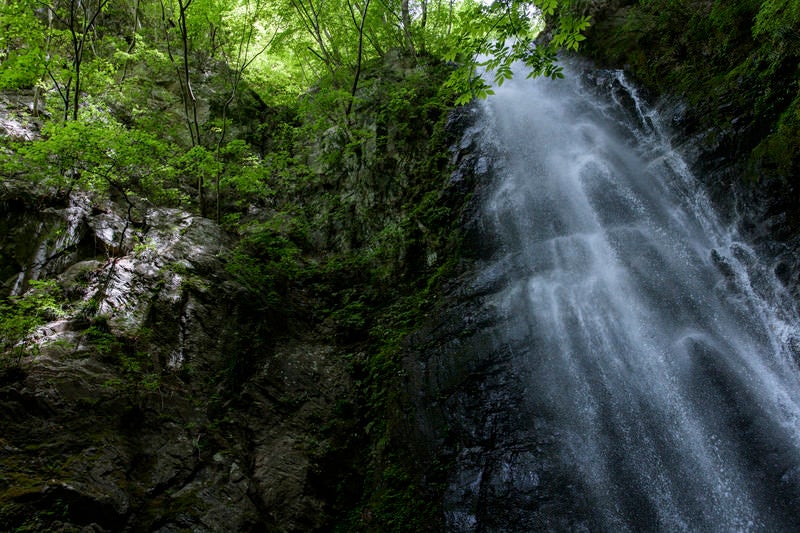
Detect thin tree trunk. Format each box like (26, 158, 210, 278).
(121, 0, 141, 82)
(160, 0, 196, 145)
(67, 0, 111, 121)
(346, 0, 371, 117)
(401, 0, 415, 56)
(72, 56, 80, 121)
(420, 0, 427, 53)
(178, 0, 201, 146)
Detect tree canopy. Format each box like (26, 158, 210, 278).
(1, 0, 589, 110)
(0, 0, 592, 222)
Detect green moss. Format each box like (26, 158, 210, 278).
(0, 279, 66, 367)
(750, 93, 800, 180)
(224, 56, 465, 529)
(0, 475, 42, 501)
(338, 462, 438, 533)
(0, 49, 468, 531)
(584, 0, 800, 192)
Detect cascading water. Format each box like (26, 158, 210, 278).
(450, 63, 800, 531)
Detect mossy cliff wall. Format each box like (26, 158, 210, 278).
(578, 0, 800, 290)
(0, 54, 475, 532)
(583, 0, 799, 181)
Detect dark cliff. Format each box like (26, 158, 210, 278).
(580, 0, 800, 292)
(0, 53, 476, 532)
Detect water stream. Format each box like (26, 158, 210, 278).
(461, 63, 800, 531)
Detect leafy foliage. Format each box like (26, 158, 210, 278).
(225, 216, 306, 306)
(0, 0, 590, 218)
(439, 1, 590, 105)
(0, 0, 46, 89)
(754, 0, 800, 40)
(3, 110, 186, 204)
(0, 280, 65, 367)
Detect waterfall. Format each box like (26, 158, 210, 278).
(451, 63, 800, 531)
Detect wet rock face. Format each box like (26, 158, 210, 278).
(391, 107, 595, 532)
(0, 55, 473, 532)
(396, 52, 800, 531)
(0, 91, 41, 142)
(400, 273, 596, 532)
(0, 184, 353, 532)
(644, 96, 800, 302)
(581, 1, 800, 299)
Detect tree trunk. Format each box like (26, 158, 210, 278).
(178, 0, 201, 146)
(401, 0, 415, 56)
(346, 0, 371, 117)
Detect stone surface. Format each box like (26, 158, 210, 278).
(0, 91, 41, 142)
(0, 183, 354, 531)
(0, 53, 476, 532)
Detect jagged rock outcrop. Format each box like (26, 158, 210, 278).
(0, 182, 359, 531)
(0, 91, 40, 142)
(0, 52, 474, 531)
